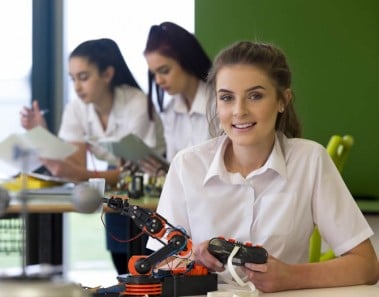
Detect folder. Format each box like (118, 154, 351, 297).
(106, 134, 169, 168)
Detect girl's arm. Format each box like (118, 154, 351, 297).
(244, 239, 379, 293)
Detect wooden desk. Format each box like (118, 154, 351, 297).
(7, 201, 74, 213)
(7, 194, 158, 213)
(6, 186, 76, 213)
(193, 284, 379, 297)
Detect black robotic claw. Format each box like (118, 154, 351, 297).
(208, 237, 268, 266)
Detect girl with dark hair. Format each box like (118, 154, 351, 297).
(21, 38, 165, 183)
(143, 22, 212, 165)
(147, 41, 378, 292)
(20, 38, 165, 275)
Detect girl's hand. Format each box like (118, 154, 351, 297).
(40, 158, 86, 182)
(242, 255, 293, 293)
(138, 156, 167, 177)
(193, 240, 225, 272)
(20, 100, 47, 130)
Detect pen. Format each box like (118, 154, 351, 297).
(39, 109, 49, 116)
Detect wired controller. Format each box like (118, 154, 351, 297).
(208, 237, 268, 266)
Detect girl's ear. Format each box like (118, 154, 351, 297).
(284, 88, 293, 106)
(279, 89, 292, 113)
(102, 66, 115, 83)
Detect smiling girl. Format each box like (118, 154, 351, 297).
(147, 41, 378, 292)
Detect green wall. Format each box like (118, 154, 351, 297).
(195, 0, 379, 198)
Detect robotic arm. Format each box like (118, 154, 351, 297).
(103, 195, 193, 276)
(99, 195, 268, 297)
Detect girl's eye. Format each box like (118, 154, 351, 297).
(219, 93, 233, 102)
(249, 92, 263, 100)
(78, 73, 89, 81)
(157, 67, 170, 75)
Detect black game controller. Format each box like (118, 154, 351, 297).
(208, 237, 268, 266)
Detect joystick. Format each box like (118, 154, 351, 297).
(208, 237, 268, 266)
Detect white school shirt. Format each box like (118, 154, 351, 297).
(58, 85, 165, 165)
(147, 133, 373, 264)
(161, 80, 210, 162)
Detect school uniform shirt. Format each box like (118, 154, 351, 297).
(58, 84, 165, 165)
(161, 80, 211, 162)
(147, 133, 373, 266)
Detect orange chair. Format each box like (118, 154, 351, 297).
(308, 135, 354, 262)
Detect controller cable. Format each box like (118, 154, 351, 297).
(207, 246, 259, 297)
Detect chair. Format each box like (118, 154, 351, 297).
(308, 135, 354, 263)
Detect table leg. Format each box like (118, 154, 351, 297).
(26, 213, 63, 266)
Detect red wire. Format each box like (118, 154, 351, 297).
(100, 211, 144, 243)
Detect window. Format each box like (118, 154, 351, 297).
(0, 0, 32, 179)
(64, 0, 195, 99)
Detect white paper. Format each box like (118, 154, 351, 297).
(0, 126, 77, 173)
(104, 133, 169, 167)
(27, 172, 73, 184)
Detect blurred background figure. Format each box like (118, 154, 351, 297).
(141, 21, 212, 175)
(20, 38, 165, 275)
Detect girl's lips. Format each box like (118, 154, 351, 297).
(78, 93, 85, 99)
(233, 122, 256, 129)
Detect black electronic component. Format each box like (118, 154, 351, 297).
(208, 237, 268, 266)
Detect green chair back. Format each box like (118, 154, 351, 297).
(308, 135, 354, 263)
(326, 135, 354, 172)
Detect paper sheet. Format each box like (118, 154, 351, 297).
(106, 133, 169, 168)
(0, 126, 77, 173)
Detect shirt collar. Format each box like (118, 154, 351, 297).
(264, 133, 287, 178)
(203, 135, 229, 185)
(173, 81, 208, 115)
(203, 133, 287, 185)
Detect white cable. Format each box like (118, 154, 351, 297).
(208, 246, 258, 297)
(227, 246, 246, 287)
(228, 246, 258, 296)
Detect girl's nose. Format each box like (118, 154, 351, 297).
(233, 99, 248, 116)
(155, 73, 164, 85)
(74, 80, 81, 92)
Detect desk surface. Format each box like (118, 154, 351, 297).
(7, 188, 159, 214)
(261, 285, 379, 297)
(194, 284, 379, 297)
